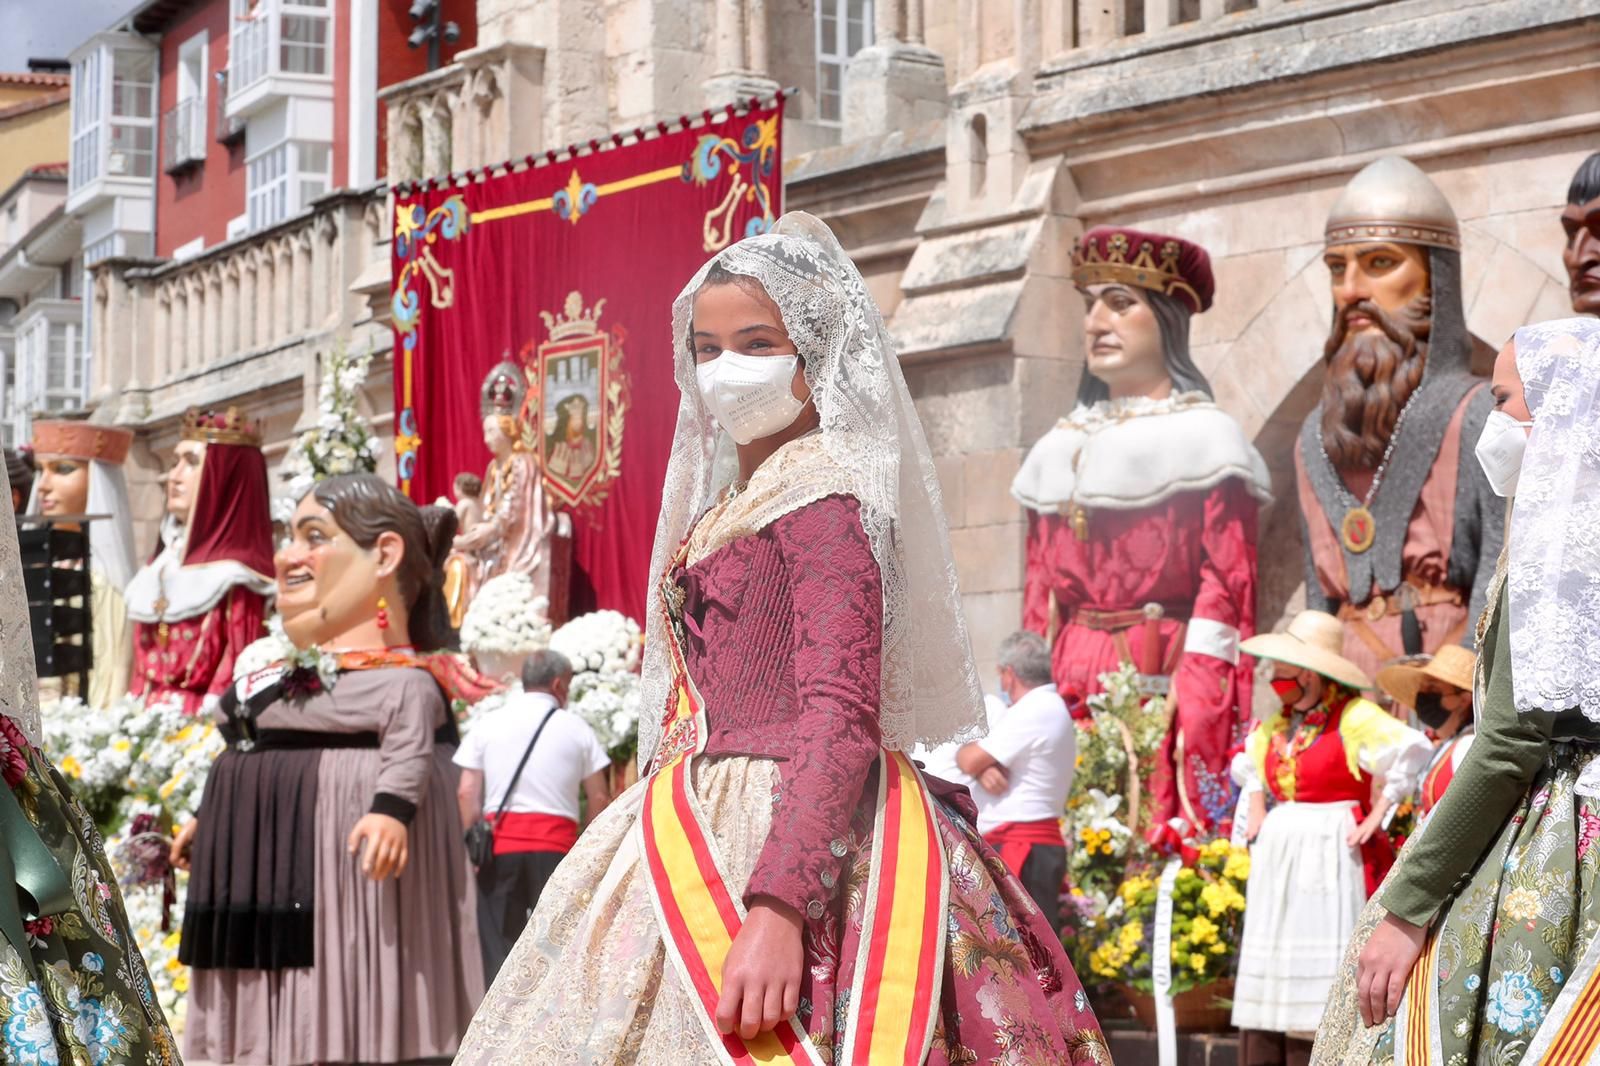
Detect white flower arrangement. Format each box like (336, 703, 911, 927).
(273, 344, 380, 523)
(460, 574, 553, 656)
(549, 610, 642, 675)
(569, 669, 643, 762)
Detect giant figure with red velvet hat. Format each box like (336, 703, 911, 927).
(124, 408, 275, 715)
(1011, 227, 1272, 833)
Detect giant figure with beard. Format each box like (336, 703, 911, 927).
(1296, 157, 1504, 682)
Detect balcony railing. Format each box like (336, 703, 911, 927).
(162, 97, 206, 173)
(231, 15, 270, 98)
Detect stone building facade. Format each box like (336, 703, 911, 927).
(92, 0, 1600, 677)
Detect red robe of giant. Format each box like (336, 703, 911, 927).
(1012, 393, 1270, 832)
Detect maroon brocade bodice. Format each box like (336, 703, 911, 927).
(673, 493, 883, 916)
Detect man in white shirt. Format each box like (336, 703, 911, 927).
(456, 648, 612, 981)
(956, 630, 1076, 931)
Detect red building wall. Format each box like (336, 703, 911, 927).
(153, 0, 245, 259)
(375, 0, 476, 178)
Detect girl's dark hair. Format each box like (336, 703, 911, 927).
(311, 473, 459, 652)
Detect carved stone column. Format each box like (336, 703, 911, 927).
(703, 0, 779, 110)
(842, 0, 949, 143)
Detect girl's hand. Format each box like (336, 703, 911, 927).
(347, 813, 410, 881)
(716, 897, 804, 1041)
(1357, 912, 1427, 1026)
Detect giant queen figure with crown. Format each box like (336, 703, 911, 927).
(124, 408, 275, 715)
(1296, 157, 1504, 681)
(1013, 228, 1272, 833)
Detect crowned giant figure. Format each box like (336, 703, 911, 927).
(1012, 228, 1272, 833)
(1296, 157, 1504, 682)
(125, 408, 275, 715)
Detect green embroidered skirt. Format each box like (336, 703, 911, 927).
(1315, 742, 1600, 1066)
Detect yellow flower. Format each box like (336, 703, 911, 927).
(1189, 915, 1220, 946)
(1188, 952, 1208, 973)
(1200, 838, 1232, 863)
(173, 971, 190, 994)
(165, 957, 181, 973)
(1210, 941, 1228, 955)
(171, 724, 194, 744)
(1200, 884, 1228, 918)
(59, 755, 82, 779)
(112, 739, 132, 753)
(162, 931, 181, 952)
(1224, 851, 1251, 883)
(1117, 920, 1144, 954)
(1504, 887, 1542, 923)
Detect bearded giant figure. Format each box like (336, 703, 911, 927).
(1012, 228, 1272, 833)
(1296, 157, 1504, 683)
(125, 408, 275, 715)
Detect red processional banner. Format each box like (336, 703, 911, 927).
(390, 99, 784, 621)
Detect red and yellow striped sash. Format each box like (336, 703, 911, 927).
(1400, 930, 1438, 1065)
(640, 714, 945, 1063)
(1536, 962, 1600, 1064)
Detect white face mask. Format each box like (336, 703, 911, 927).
(695, 350, 808, 446)
(1474, 408, 1534, 497)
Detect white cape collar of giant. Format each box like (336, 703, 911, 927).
(1011, 391, 1273, 513)
(125, 537, 276, 623)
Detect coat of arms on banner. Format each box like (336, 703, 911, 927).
(531, 290, 630, 509)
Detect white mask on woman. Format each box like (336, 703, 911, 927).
(695, 351, 808, 445)
(1474, 409, 1534, 497)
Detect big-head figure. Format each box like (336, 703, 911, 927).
(1295, 157, 1504, 682)
(125, 408, 275, 715)
(1011, 227, 1271, 832)
(1564, 151, 1600, 317)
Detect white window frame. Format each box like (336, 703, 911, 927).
(167, 31, 210, 170)
(229, 0, 333, 103)
(107, 47, 157, 179)
(815, 0, 874, 125)
(245, 139, 332, 232)
(70, 50, 105, 191)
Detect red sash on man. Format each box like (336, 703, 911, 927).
(983, 819, 1064, 876)
(491, 812, 579, 856)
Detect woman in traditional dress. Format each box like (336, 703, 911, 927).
(1232, 611, 1431, 1066)
(173, 473, 484, 1064)
(1375, 644, 1476, 819)
(0, 457, 180, 1063)
(1313, 317, 1600, 1065)
(453, 213, 1109, 1065)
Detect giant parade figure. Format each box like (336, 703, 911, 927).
(1012, 227, 1271, 832)
(1564, 150, 1600, 316)
(1295, 156, 1503, 681)
(26, 420, 139, 707)
(445, 360, 561, 626)
(125, 408, 275, 715)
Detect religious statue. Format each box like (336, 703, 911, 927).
(124, 408, 275, 715)
(1295, 156, 1504, 682)
(445, 361, 558, 627)
(27, 420, 138, 707)
(1564, 150, 1600, 316)
(1011, 227, 1272, 833)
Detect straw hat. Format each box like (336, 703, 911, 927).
(1240, 610, 1373, 691)
(1375, 644, 1476, 709)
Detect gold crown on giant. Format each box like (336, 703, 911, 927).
(540, 290, 607, 341)
(181, 406, 262, 447)
(1071, 233, 1199, 308)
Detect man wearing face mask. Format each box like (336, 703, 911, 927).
(1011, 227, 1272, 836)
(1376, 645, 1475, 818)
(1230, 610, 1431, 1064)
(1296, 156, 1504, 685)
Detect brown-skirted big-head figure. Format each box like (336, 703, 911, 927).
(1318, 157, 1468, 471)
(1563, 151, 1600, 317)
(276, 473, 457, 652)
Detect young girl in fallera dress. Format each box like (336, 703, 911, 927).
(454, 213, 1110, 1065)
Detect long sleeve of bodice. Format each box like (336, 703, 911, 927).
(1022, 510, 1055, 637)
(1381, 587, 1552, 926)
(744, 495, 884, 917)
(210, 587, 267, 702)
(369, 670, 449, 825)
(1173, 479, 1259, 732)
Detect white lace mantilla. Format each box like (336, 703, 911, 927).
(1503, 318, 1600, 722)
(638, 213, 986, 767)
(1011, 391, 1272, 513)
